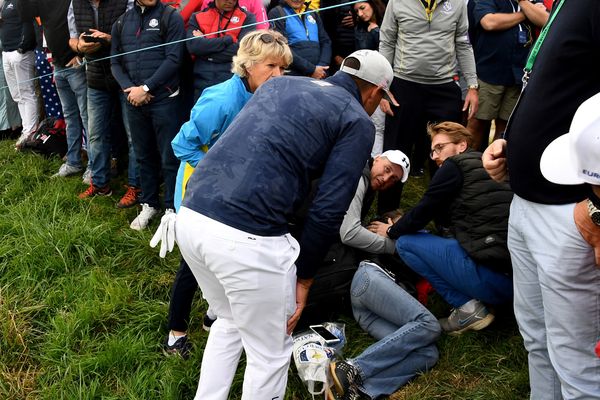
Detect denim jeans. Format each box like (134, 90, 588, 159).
(54, 65, 88, 169)
(350, 262, 441, 399)
(508, 195, 600, 400)
(396, 233, 513, 308)
(123, 95, 180, 209)
(87, 87, 121, 187)
(118, 92, 140, 188)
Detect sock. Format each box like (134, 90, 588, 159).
(168, 332, 186, 346)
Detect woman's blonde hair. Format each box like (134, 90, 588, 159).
(232, 30, 293, 78)
(427, 121, 473, 148)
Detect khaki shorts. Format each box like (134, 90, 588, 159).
(476, 79, 521, 121)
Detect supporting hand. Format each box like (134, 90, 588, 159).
(286, 278, 313, 334)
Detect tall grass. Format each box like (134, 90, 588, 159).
(0, 140, 528, 399)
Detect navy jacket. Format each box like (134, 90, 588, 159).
(0, 0, 35, 52)
(182, 72, 374, 278)
(110, 1, 184, 102)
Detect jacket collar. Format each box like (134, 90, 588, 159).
(325, 71, 364, 105)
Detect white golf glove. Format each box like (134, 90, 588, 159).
(150, 208, 176, 258)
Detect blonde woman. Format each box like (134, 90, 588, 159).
(161, 30, 292, 358)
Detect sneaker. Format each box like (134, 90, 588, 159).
(331, 361, 361, 398)
(78, 184, 112, 199)
(52, 163, 83, 178)
(202, 314, 216, 332)
(130, 203, 159, 230)
(82, 168, 92, 185)
(438, 300, 495, 335)
(343, 385, 363, 400)
(14, 132, 30, 150)
(116, 186, 141, 209)
(163, 334, 192, 359)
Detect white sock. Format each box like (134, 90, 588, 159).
(167, 332, 186, 346)
(459, 299, 480, 313)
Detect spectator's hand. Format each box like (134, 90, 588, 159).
(125, 86, 153, 107)
(367, 218, 393, 237)
(341, 12, 354, 28)
(287, 278, 313, 334)
(379, 99, 394, 116)
(333, 55, 344, 66)
(534, 2, 547, 10)
(574, 200, 600, 266)
(150, 209, 177, 258)
(482, 139, 508, 182)
(77, 32, 101, 54)
(66, 55, 83, 68)
(311, 65, 329, 79)
(88, 28, 111, 44)
(192, 29, 203, 37)
(463, 88, 479, 120)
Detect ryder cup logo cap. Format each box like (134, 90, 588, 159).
(540, 92, 600, 185)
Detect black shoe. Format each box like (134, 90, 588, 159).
(330, 361, 361, 398)
(163, 334, 192, 359)
(202, 314, 216, 331)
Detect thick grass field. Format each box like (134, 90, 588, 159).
(0, 139, 529, 399)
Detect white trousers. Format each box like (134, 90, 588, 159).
(2, 50, 38, 135)
(176, 207, 299, 400)
(509, 195, 600, 400)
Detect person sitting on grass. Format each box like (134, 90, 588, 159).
(329, 151, 441, 400)
(158, 30, 292, 358)
(368, 121, 514, 335)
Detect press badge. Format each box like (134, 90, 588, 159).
(518, 30, 528, 44)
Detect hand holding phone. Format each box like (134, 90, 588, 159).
(310, 325, 340, 344)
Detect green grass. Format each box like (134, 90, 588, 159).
(0, 140, 528, 399)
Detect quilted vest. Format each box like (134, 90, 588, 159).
(195, 6, 247, 42)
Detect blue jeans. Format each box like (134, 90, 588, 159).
(350, 262, 441, 399)
(54, 65, 88, 169)
(87, 87, 120, 187)
(123, 96, 180, 209)
(509, 195, 600, 400)
(396, 233, 513, 308)
(118, 92, 140, 188)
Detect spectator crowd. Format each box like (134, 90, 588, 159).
(1, 0, 599, 399)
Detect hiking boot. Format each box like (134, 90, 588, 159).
(438, 300, 495, 335)
(163, 334, 192, 359)
(116, 186, 141, 209)
(202, 314, 216, 332)
(52, 163, 83, 178)
(82, 168, 92, 185)
(331, 361, 361, 398)
(130, 203, 159, 230)
(78, 184, 112, 199)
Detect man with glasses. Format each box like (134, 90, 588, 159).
(369, 121, 513, 334)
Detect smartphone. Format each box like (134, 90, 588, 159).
(81, 34, 103, 44)
(309, 325, 340, 344)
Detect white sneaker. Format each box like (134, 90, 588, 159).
(14, 132, 31, 150)
(130, 203, 159, 231)
(82, 168, 92, 185)
(52, 163, 83, 178)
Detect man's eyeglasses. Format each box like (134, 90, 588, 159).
(429, 142, 453, 158)
(259, 33, 287, 45)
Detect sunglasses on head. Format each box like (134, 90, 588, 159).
(259, 33, 287, 45)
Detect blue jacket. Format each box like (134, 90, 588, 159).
(171, 74, 253, 210)
(182, 72, 374, 278)
(268, 2, 331, 76)
(110, 2, 185, 102)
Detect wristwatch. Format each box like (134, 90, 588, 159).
(142, 84, 150, 92)
(587, 198, 600, 226)
(468, 83, 479, 90)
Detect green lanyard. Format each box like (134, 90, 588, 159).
(522, 0, 566, 84)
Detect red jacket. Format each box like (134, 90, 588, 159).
(181, 0, 268, 29)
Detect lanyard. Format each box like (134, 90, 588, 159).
(522, 0, 565, 84)
(419, 0, 437, 23)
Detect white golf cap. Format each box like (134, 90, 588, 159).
(340, 49, 398, 107)
(380, 150, 410, 183)
(540, 92, 600, 185)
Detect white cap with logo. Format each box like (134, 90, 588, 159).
(540, 92, 600, 185)
(380, 150, 410, 183)
(340, 49, 399, 107)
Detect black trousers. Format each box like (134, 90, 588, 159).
(167, 257, 198, 332)
(378, 77, 462, 214)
